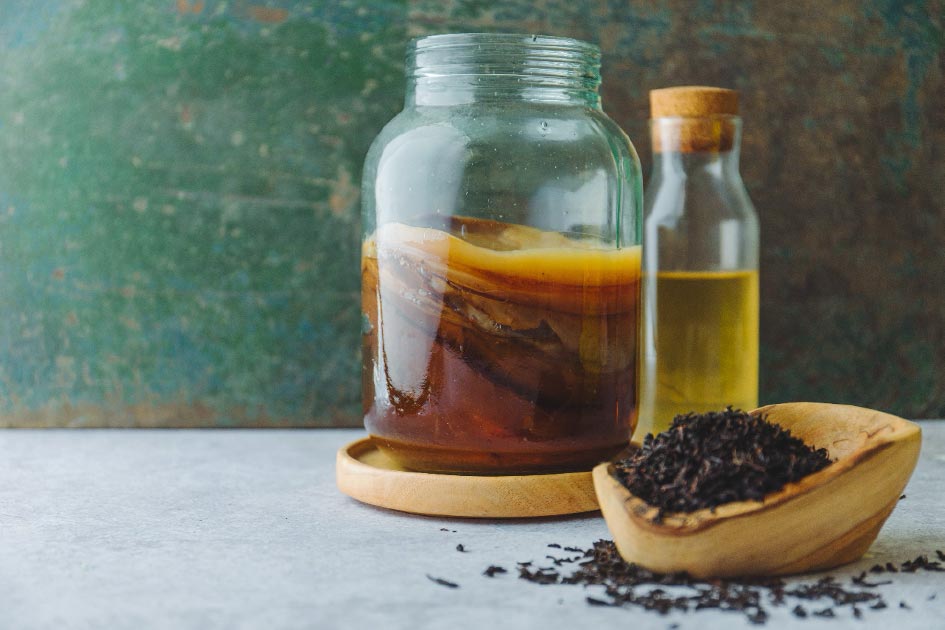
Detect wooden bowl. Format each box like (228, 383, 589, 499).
(593, 403, 922, 578)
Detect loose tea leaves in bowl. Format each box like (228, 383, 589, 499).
(615, 408, 832, 519)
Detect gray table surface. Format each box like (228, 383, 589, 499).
(1, 426, 943, 630)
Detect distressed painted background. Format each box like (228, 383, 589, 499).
(0, 0, 942, 427)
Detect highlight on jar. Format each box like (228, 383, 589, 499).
(358, 33, 644, 476)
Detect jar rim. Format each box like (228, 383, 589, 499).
(409, 32, 600, 59)
(405, 33, 602, 107)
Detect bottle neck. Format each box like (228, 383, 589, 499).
(405, 33, 602, 108)
(650, 116, 743, 177)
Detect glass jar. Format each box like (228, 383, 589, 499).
(361, 33, 643, 474)
(636, 87, 760, 438)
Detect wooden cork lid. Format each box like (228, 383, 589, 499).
(650, 86, 739, 118)
(650, 86, 739, 153)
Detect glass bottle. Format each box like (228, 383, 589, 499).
(636, 86, 760, 438)
(361, 33, 643, 474)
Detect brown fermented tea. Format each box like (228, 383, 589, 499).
(362, 216, 641, 474)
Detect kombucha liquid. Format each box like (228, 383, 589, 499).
(362, 216, 641, 474)
(637, 270, 759, 437)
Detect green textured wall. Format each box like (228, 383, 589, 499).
(0, 1, 942, 426)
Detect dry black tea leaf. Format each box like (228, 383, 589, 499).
(519, 564, 559, 585)
(427, 575, 459, 589)
(586, 596, 615, 607)
(901, 555, 945, 572)
(852, 571, 892, 587)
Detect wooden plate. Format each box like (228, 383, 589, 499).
(336, 437, 600, 518)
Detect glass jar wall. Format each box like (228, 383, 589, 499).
(636, 87, 760, 438)
(361, 34, 643, 474)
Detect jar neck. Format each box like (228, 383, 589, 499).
(405, 33, 602, 108)
(650, 116, 743, 176)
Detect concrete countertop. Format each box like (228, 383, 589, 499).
(2, 425, 943, 629)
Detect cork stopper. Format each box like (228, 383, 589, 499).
(650, 86, 738, 118)
(649, 86, 739, 153)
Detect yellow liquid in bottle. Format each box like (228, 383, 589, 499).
(636, 270, 759, 437)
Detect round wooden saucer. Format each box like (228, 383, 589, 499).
(336, 437, 599, 518)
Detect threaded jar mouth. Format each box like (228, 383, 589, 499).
(406, 33, 601, 105)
